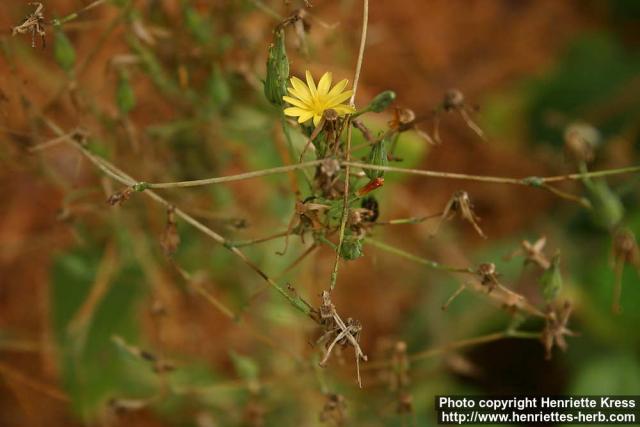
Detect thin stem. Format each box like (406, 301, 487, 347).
(330, 121, 353, 291)
(50, 0, 109, 27)
(374, 212, 443, 226)
(229, 230, 289, 248)
(143, 160, 324, 189)
(349, 0, 368, 106)
(345, 161, 640, 186)
(124, 160, 640, 191)
(329, 0, 368, 291)
(362, 330, 540, 371)
(365, 238, 473, 273)
(408, 330, 538, 363)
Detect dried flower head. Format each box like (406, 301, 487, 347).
(319, 393, 347, 425)
(434, 190, 487, 238)
(506, 236, 550, 270)
(283, 71, 355, 126)
(541, 301, 576, 360)
(12, 2, 46, 48)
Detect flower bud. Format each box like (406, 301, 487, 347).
(366, 90, 396, 113)
(365, 138, 389, 180)
(564, 122, 599, 163)
(264, 28, 289, 106)
(539, 253, 562, 303)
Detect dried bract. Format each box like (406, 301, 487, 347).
(12, 2, 46, 48)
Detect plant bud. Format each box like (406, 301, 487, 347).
(366, 90, 396, 113)
(264, 28, 289, 106)
(539, 253, 562, 303)
(365, 138, 388, 180)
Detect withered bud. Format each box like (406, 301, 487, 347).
(564, 122, 599, 163)
(398, 108, 415, 124)
(107, 187, 134, 206)
(477, 263, 499, 292)
(613, 228, 639, 266)
(356, 177, 384, 197)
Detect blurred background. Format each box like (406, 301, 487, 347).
(1, 0, 639, 426)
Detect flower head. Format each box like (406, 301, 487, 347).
(283, 70, 355, 126)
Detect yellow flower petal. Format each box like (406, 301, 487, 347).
(312, 114, 322, 127)
(290, 77, 312, 102)
(298, 112, 314, 123)
(305, 70, 317, 97)
(333, 105, 356, 115)
(317, 72, 332, 96)
(284, 107, 308, 117)
(327, 89, 353, 107)
(327, 79, 349, 98)
(283, 96, 309, 109)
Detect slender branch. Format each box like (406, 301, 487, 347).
(142, 160, 324, 189)
(124, 160, 640, 191)
(365, 238, 473, 273)
(50, 0, 109, 27)
(228, 230, 289, 248)
(362, 330, 540, 371)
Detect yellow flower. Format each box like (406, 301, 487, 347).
(283, 70, 356, 126)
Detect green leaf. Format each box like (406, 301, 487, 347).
(116, 72, 136, 114)
(53, 28, 76, 72)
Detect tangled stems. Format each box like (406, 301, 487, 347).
(44, 124, 314, 319)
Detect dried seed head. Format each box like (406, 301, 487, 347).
(397, 108, 416, 125)
(319, 393, 347, 425)
(477, 263, 499, 291)
(320, 158, 341, 177)
(443, 89, 465, 111)
(323, 108, 339, 122)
